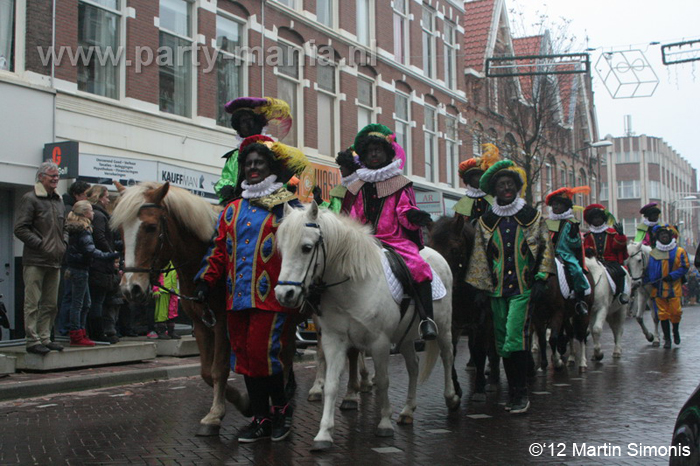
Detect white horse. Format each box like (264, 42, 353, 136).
(275, 203, 459, 452)
(585, 256, 629, 361)
(626, 242, 659, 345)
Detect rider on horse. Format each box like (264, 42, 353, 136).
(545, 187, 591, 316)
(634, 202, 662, 246)
(582, 204, 629, 304)
(320, 148, 360, 214)
(196, 135, 307, 443)
(644, 224, 689, 348)
(341, 124, 437, 341)
(452, 144, 498, 223)
(466, 159, 555, 415)
(215, 97, 292, 205)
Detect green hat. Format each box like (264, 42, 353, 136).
(479, 160, 527, 195)
(354, 124, 393, 149)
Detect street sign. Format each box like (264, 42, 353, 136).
(415, 190, 444, 216)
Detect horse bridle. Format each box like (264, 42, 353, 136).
(628, 248, 647, 281)
(277, 222, 348, 315)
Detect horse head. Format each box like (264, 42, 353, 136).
(626, 241, 650, 289)
(427, 215, 475, 282)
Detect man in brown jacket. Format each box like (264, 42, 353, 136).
(14, 161, 67, 355)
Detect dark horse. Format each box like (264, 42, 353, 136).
(112, 182, 251, 436)
(428, 216, 500, 401)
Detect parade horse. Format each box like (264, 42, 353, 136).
(584, 255, 629, 361)
(626, 242, 658, 345)
(111, 182, 250, 437)
(275, 203, 459, 452)
(427, 216, 500, 401)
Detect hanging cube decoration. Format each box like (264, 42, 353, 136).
(595, 50, 659, 99)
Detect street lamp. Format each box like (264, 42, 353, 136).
(584, 140, 613, 205)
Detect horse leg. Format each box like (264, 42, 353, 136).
(470, 326, 487, 402)
(611, 308, 625, 358)
(437, 324, 460, 411)
(358, 351, 373, 392)
(590, 304, 606, 362)
(340, 348, 361, 411)
(652, 301, 661, 347)
(536, 321, 548, 372)
(311, 334, 347, 452)
(450, 324, 463, 399)
(574, 315, 589, 373)
(397, 336, 419, 425)
(371, 339, 394, 437)
(308, 324, 325, 402)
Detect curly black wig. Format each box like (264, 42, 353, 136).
(230, 109, 268, 133)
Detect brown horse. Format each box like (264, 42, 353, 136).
(111, 182, 250, 436)
(427, 216, 500, 401)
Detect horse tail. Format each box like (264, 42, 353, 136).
(418, 340, 440, 383)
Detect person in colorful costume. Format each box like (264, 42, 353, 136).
(196, 135, 306, 443)
(452, 144, 498, 223)
(152, 263, 180, 340)
(466, 159, 555, 415)
(644, 224, 689, 348)
(342, 124, 437, 340)
(582, 204, 629, 303)
(321, 148, 360, 214)
(634, 202, 661, 246)
(215, 97, 292, 204)
(545, 187, 591, 316)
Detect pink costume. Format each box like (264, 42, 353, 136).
(344, 177, 433, 283)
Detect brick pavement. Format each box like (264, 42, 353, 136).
(2, 307, 700, 465)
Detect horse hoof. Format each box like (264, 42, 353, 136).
(652, 341, 660, 347)
(308, 392, 322, 402)
(397, 415, 414, 425)
(448, 396, 461, 411)
(376, 427, 395, 437)
(593, 353, 604, 362)
(311, 441, 334, 452)
(612, 352, 622, 359)
(646, 334, 654, 343)
(195, 424, 221, 437)
(340, 400, 359, 411)
(470, 392, 487, 402)
(567, 359, 575, 367)
(579, 366, 587, 374)
(454, 385, 463, 399)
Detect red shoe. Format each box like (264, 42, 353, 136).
(70, 329, 95, 347)
(79, 329, 96, 346)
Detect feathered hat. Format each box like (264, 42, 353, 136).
(479, 159, 528, 196)
(353, 124, 406, 169)
(224, 97, 293, 139)
(583, 203, 616, 225)
(545, 186, 591, 208)
(458, 157, 483, 178)
(652, 223, 679, 238)
(640, 202, 661, 217)
(460, 143, 502, 180)
(238, 135, 309, 184)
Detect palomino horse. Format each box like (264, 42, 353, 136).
(111, 182, 249, 436)
(275, 203, 459, 451)
(585, 255, 629, 361)
(626, 242, 658, 345)
(427, 216, 500, 401)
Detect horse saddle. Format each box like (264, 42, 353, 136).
(601, 261, 630, 297)
(555, 257, 591, 300)
(380, 246, 447, 305)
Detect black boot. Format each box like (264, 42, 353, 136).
(673, 322, 681, 345)
(167, 322, 181, 340)
(416, 281, 438, 341)
(510, 351, 530, 415)
(574, 291, 588, 316)
(502, 356, 515, 411)
(155, 323, 169, 340)
(661, 320, 672, 348)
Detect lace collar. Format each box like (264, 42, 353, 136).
(656, 239, 677, 252)
(643, 218, 658, 227)
(588, 223, 609, 234)
(465, 186, 488, 199)
(549, 209, 574, 221)
(241, 175, 284, 199)
(356, 159, 403, 183)
(491, 197, 526, 217)
(341, 172, 359, 187)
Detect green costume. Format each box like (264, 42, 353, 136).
(327, 185, 347, 214)
(547, 218, 589, 295)
(215, 148, 239, 203)
(453, 193, 493, 222)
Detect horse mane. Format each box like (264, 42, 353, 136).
(111, 182, 218, 242)
(280, 205, 383, 280)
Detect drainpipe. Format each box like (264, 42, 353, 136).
(261, 0, 266, 95)
(51, 0, 57, 143)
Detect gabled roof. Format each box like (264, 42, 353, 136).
(511, 35, 544, 100)
(463, 0, 497, 74)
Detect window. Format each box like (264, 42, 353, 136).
(276, 0, 296, 7)
(600, 182, 608, 201)
(317, 60, 337, 156)
(650, 180, 661, 199)
(276, 44, 300, 146)
(445, 116, 459, 187)
(443, 21, 457, 89)
(424, 106, 437, 182)
(317, 0, 333, 27)
(356, 0, 371, 46)
(393, 0, 408, 64)
(623, 218, 638, 236)
(357, 77, 374, 130)
(545, 163, 553, 194)
(472, 125, 483, 157)
(569, 168, 575, 188)
(159, 0, 192, 117)
(617, 180, 640, 199)
(0, 0, 15, 71)
(421, 6, 435, 78)
(216, 14, 244, 127)
(394, 92, 410, 172)
(78, 0, 120, 99)
(503, 134, 517, 160)
(559, 162, 566, 189)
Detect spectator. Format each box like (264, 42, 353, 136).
(62, 180, 91, 214)
(85, 185, 121, 344)
(65, 201, 119, 346)
(152, 263, 181, 339)
(14, 161, 67, 355)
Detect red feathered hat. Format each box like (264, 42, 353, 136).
(545, 186, 591, 206)
(583, 204, 607, 224)
(458, 157, 483, 177)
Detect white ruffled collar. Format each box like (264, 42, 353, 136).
(465, 186, 488, 199)
(643, 218, 658, 227)
(656, 239, 677, 252)
(588, 223, 609, 234)
(341, 172, 359, 187)
(356, 159, 403, 183)
(241, 175, 284, 199)
(549, 208, 574, 221)
(491, 197, 526, 217)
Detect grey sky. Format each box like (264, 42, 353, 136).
(506, 0, 700, 172)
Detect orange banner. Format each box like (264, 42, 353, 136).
(298, 162, 341, 203)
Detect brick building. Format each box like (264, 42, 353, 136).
(599, 134, 699, 249)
